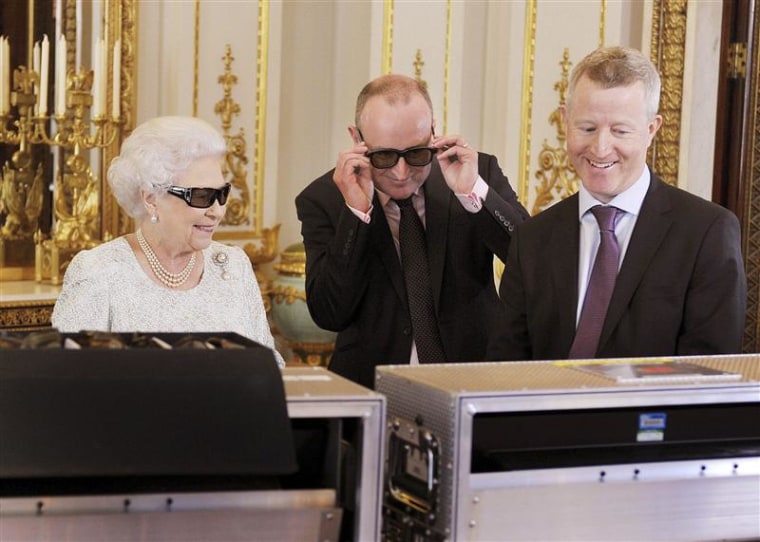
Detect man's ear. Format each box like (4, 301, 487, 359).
(348, 125, 362, 144)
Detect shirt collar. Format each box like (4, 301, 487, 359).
(578, 166, 650, 219)
(379, 185, 424, 209)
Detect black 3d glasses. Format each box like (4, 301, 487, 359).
(166, 183, 231, 208)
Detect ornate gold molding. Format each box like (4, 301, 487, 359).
(382, 0, 394, 73)
(104, 0, 138, 238)
(648, 0, 687, 187)
(518, 0, 537, 207)
(254, 0, 269, 234)
(0, 299, 54, 330)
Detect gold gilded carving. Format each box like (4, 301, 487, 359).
(648, 0, 687, 187)
(243, 224, 280, 266)
(288, 341, 334, 367)
(270, 284, 306, 305)
(0, 300, 54, 330)
(531, 49, 580, 216)
(215, 45, 251, 227)
(2, 152, 43, 240)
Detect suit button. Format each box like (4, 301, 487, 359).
(403, 327, 411, 336)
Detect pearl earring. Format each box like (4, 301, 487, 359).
(150, 214, 158, 224)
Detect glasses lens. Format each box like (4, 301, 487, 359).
(368, 150, 399, 169)
(188, 188, 216, 208)
(218, 183, 231, 205)
(404, 148, 435, 166)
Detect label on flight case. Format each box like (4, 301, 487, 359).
(637, 412, 667, 442)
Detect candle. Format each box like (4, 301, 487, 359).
(91, 39, 101, 116)
(99, 38, 107, 117)
(56, 34, 67, 116)
(40, 35, 49, 116)
(112, 38, 120, 119)
(33, 41, 40, 115)
(0, 36, 6, 115)
(3, 37, 10, 115)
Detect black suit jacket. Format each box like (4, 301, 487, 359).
(296, 153, 529, 388)
(488, 173, 747, 361)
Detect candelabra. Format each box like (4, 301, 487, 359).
(0, 43, 121, 284)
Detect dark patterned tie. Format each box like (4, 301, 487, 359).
(569, 205, 622, 359)
(394, 197, 446, 363)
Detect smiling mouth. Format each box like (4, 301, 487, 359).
(588, 158, 616, 169)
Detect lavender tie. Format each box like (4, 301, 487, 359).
(394, 197, 446, 363)
(569, 205, 622, 359)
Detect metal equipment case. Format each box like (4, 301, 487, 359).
(376, 355, 760, 541)
(0, 334, 385, 542)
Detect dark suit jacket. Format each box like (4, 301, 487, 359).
(488, 173, 747, 361)
(296, 153, 529, 388)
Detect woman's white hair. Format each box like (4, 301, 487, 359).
(107, 116, 227, 219)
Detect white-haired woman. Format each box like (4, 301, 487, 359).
(52, 116, 284, 367)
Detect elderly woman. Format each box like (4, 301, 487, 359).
(52, 116, 284, 367)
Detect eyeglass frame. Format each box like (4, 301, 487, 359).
(357, 128, 439, 169)
(164, 183, 232, 209)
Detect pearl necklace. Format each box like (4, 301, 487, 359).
(136, 229, 197, 288)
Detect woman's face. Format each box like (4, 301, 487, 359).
(152, 155, 227, 253)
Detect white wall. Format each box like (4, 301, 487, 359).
(136, 0, 723, 256)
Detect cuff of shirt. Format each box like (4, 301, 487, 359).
(347, 203, 373, 224)
(455, 176, 488, 213)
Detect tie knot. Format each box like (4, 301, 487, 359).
(591, 205, 620, 232)
(394, 197, 414, 209)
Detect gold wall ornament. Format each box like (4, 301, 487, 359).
(648, 0, 687, 187)
(413, 49, 427, 90)
(215, 44, 251, 227)
(531, 49, 579, 216)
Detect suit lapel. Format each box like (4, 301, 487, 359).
(551, 196, 583, 349)
(599, 175, 673, 348)
(369, 192, 407, 304)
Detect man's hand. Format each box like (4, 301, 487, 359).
(434, 135, 477, 194)
(333, 143, 374, 212)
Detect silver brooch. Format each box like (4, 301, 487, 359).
(213, 251, 231, 280)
